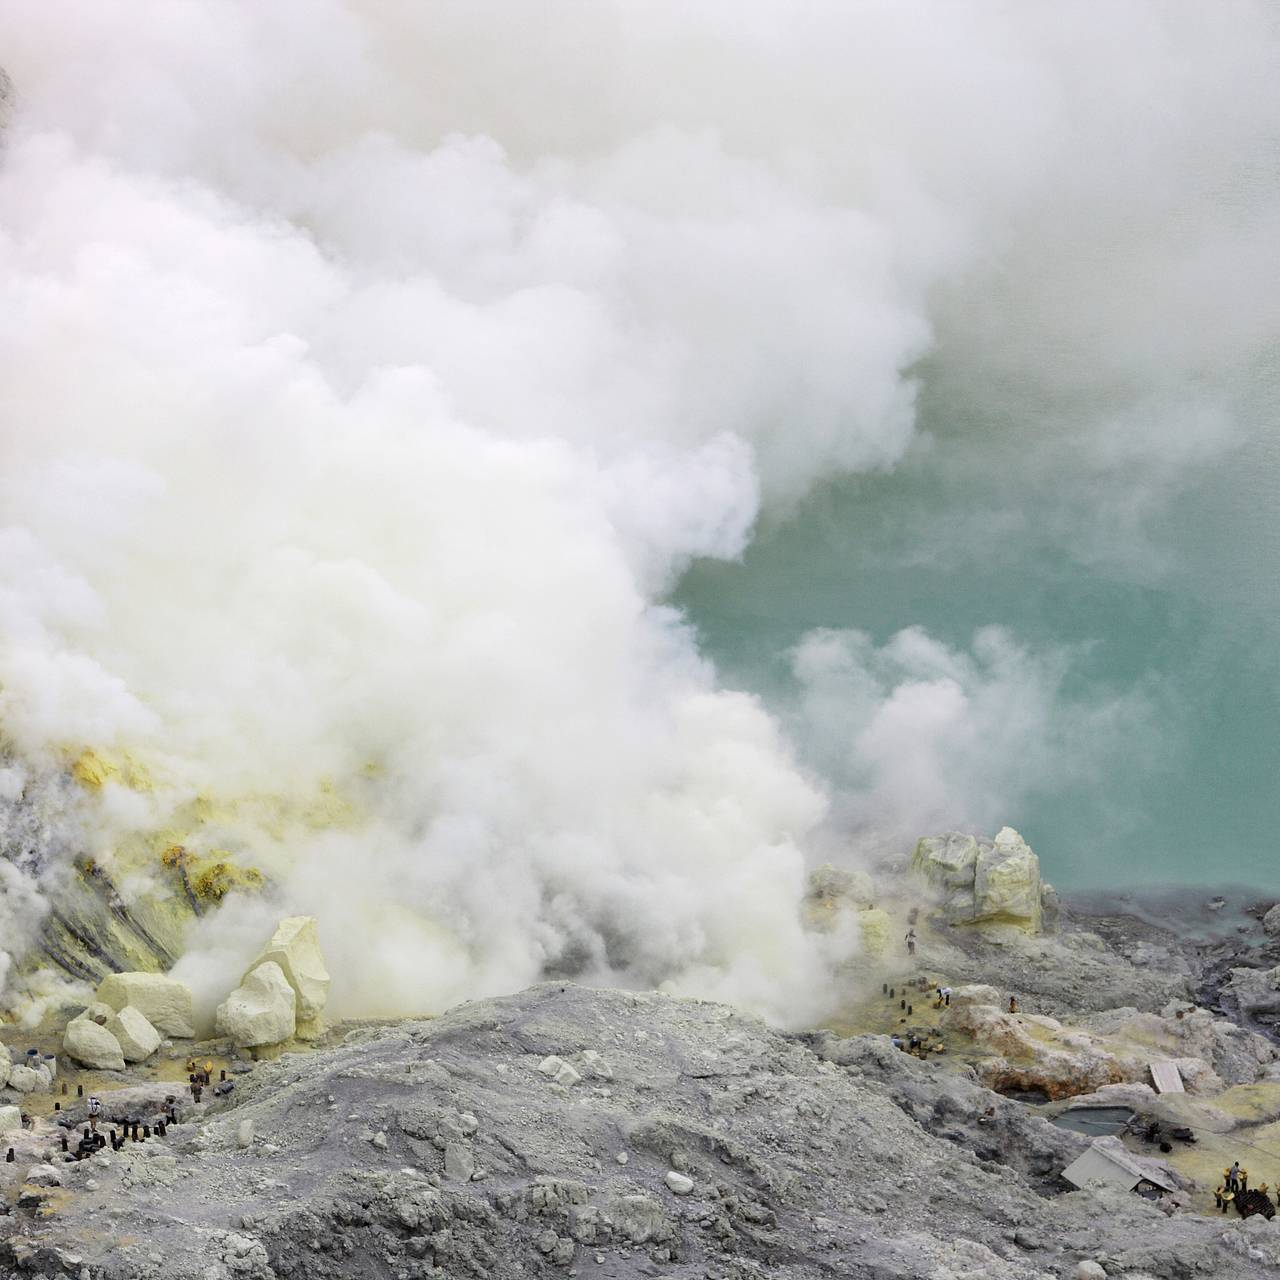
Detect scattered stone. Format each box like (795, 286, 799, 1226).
(1075, 1263, 1106, 1280)
(537, 1055, 581, 1086)
(578, 1050, 612, 1080)
(96, 972, 196, 1039)
(236, 1120, 255, 1150)
(664, 1171, 693, 1195)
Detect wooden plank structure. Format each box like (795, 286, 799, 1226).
(1149, 1060, 1184, 1094)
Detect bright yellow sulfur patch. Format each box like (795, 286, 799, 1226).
(190, 859, 266, 902)
(70, 747, 153, 792)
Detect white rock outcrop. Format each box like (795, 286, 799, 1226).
(1264, 903, 1280, 937)
(63, 1016, 126, 1071)
(911, 827, 1044, 933)
(97, 972, 196, 1038)
(105, 1005, 162, 1063)
(215, 961, 297, 1048)
(246, 916, 329, 1038)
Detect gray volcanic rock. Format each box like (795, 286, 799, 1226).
(5, 983, 1280, 1280)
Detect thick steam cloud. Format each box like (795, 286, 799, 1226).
(0, 1, 1277, 1023)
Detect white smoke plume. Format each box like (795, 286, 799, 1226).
(789, 626, 1164, 857)
(0, 2, 1276, 1023)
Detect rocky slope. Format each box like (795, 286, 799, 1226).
(5, 981, 1280, 1280)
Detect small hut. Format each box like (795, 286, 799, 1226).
(1061, 1139, 1177, 1199)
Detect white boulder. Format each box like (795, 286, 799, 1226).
(63, 1016, 126, 1072)
(0, 1104, 21, 1132)
(665, 1171, 694, 1195)
(1264, 903, 1280, 937)
(105, 1005, 162, 1063)
(247, 916, 329, 1035)
(97, 972, 195, 1038)
(6, 1064, 43, 1092)
(25, 1163, 63, 1187)
(215, 961, 297, 1048)
(911, 827, 1043, 933)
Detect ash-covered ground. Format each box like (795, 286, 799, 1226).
(4, 880, 1280, 1280)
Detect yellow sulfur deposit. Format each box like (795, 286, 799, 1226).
(190, 859, 266, 903)
(70, 748, 153, 792)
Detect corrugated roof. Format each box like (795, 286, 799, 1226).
(1062, 1139, 1176, 1193)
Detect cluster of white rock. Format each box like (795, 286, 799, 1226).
(214, 916, 330, 1050)
(911, 826, 1058, 934)
(0, 1045, 57, 1094)
(55, 915, 330, 1069)
(59, 971, 196, 1071)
